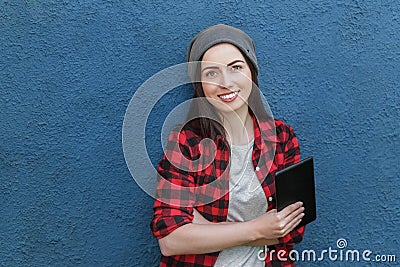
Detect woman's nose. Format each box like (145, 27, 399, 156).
(219, 72, 234, 89)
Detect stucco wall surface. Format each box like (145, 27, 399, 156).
(1, 0, 399, 266)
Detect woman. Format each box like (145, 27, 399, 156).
(151, 24, 305, 267)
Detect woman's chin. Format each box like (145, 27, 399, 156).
(213, 102, 247, 114)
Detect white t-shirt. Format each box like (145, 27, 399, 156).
(214, 140, 268, 267)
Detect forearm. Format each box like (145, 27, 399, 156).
(212, 221, 279, 247)
(157, 203, 304, 256)
(245, 238, 279, 247)
(158, 221, 258, 256)
(212, 222, 279, 247)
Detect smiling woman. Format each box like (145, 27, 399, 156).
(201, 44, 253, 113)
(200, 44, 254, 145)
(151, 24, 305, 267)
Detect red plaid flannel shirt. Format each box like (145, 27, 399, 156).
(151, 114, 305, 267)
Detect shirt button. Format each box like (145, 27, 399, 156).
(268, 197, 273, 202)
(255, 166, 260, 171)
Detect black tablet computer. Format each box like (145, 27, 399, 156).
(275, 157, 316, 227)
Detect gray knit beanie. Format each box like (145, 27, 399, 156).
(186, 24, 258, 81)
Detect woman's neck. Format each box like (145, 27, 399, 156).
(220, 106, 254, 146)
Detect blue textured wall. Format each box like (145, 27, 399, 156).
(1, 1, 399, 266)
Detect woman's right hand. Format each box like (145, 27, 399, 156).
(250, 201, 305, 240)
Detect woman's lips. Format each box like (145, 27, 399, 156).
(218, 90, 240, 102)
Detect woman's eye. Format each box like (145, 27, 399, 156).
(205, 71, 218, 78)
(231, 65, 243, 71)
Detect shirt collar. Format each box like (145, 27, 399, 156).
(251, 112, 277, 144)
(250, 112, 278, 177)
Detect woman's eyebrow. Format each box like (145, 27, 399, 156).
(202, 59, 245, 72)
(227, 59, 245, 66)
(201, 66, 219, 73)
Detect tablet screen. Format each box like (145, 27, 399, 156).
(275, 157, 316, 227)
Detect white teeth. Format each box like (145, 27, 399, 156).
(219, 91, 238, 100)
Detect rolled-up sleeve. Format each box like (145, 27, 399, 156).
(150, 128, 197, 239)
